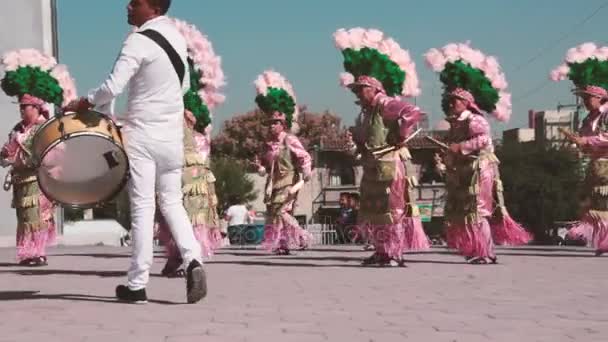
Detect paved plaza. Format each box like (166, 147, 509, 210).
(0, 244, 606, 342)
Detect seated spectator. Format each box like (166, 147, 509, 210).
(224, 197, 251, 242)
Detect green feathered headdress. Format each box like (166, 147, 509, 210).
(254, 70, 298, 131)
(333, 27, 420, 97)
(425, 42, 511, 122)
(550, 42, 608, 98)
(1, 48, 77, 107)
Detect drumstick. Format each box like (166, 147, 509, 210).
(425, 135, 478, 160)
(558, 127, 580, 143)
(424, 135, 450, 150)
(370, 128, 423, 156)
(404, 128, 422, 144)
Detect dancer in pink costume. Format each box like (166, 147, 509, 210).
(155, 17, 227, 277)
(334, 28, 431, 266)
(0, 48, 77, 266)
(425, 42, 532, 264)
(252, 70, 313, 255)
(551, 42, 608, 256)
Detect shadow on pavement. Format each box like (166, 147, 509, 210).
(0, 269, 126, 277)
(49, 253, 130, 259)
(208, 260, 364, 268)
(270, 255, 469, 265)
(0, 291, 179, 305)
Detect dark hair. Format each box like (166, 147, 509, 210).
(339, 192, 350, 199)
(228, 195, 243, 205)
(349, 192, 360, 201)
(147, 0, 171, 14)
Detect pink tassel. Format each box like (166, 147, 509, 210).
(16, 222, 56, 261)
(261, 212, 311, 251)
(578, 214, 608, 251)
(446, 220, 495, 257)
(490, 214, 533, 246)
(193, 225, 223, 258)
(566, 222, 593, 244)
(157, 222, 223, 259)
(403, 217, 431, 251)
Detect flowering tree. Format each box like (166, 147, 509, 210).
(211, 107, 349, 162)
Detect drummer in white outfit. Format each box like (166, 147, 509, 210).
(65, 0, 206, 304)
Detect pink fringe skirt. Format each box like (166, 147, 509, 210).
(491, 214, 533, 246)
(261, 212, 312, 251)
(16, 194, 56, 261)
(446, 219, 495, 258)
(569, 214, 608, 252)
(16, 224, 56, 261)
(157, 223, 223, 259)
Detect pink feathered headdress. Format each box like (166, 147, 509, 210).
(550, 42, 608, 100)
(254, 70, 299, 133)
(1, 49, 78, 108)
(424, 41, 511, 122)
(333, 27, 421, 97)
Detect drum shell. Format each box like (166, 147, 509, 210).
(32, 111, 123, 161)
(32, 111, 128, 208)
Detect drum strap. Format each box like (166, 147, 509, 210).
(138, 29, 185, 85)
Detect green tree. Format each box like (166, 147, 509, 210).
(496, 142, 582, 242)
(210, 156, 258, 215)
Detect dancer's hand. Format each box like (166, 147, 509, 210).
(433, 152, 443, 164)
(449, 143, 460, 153)
(289, 180, 304, 195)
(250, 155, 265, 174)
(345, 131, 357, 150)
(64, 97, 92, 113)
(184, 109, 196, 128)
(573, 136, 586, 147)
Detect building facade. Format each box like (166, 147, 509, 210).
(0, 0, 59, 237)
(246, 129, 448, 227)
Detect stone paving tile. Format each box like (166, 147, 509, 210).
(0, 245, 607, 341)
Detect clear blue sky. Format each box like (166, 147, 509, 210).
(57, 0, 608, 135)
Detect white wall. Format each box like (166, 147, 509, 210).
(0, 0, 57, 236)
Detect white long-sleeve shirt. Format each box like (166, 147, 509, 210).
(87, 16, 190, 142)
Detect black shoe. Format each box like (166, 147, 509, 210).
(186, 260, 207, 304)
(115, 285, 148, 304)
(161, 257, 183, 277)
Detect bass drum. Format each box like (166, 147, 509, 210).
(32, 110, 129, 208)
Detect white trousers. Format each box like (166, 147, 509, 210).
(125, 135, 202, 290)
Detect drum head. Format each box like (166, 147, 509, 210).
(37, 133, 128, 208)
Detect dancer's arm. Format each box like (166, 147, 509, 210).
(457, 115, 491, 155)
(380, 96, 423, 138)
(285, 135, 312, 182)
